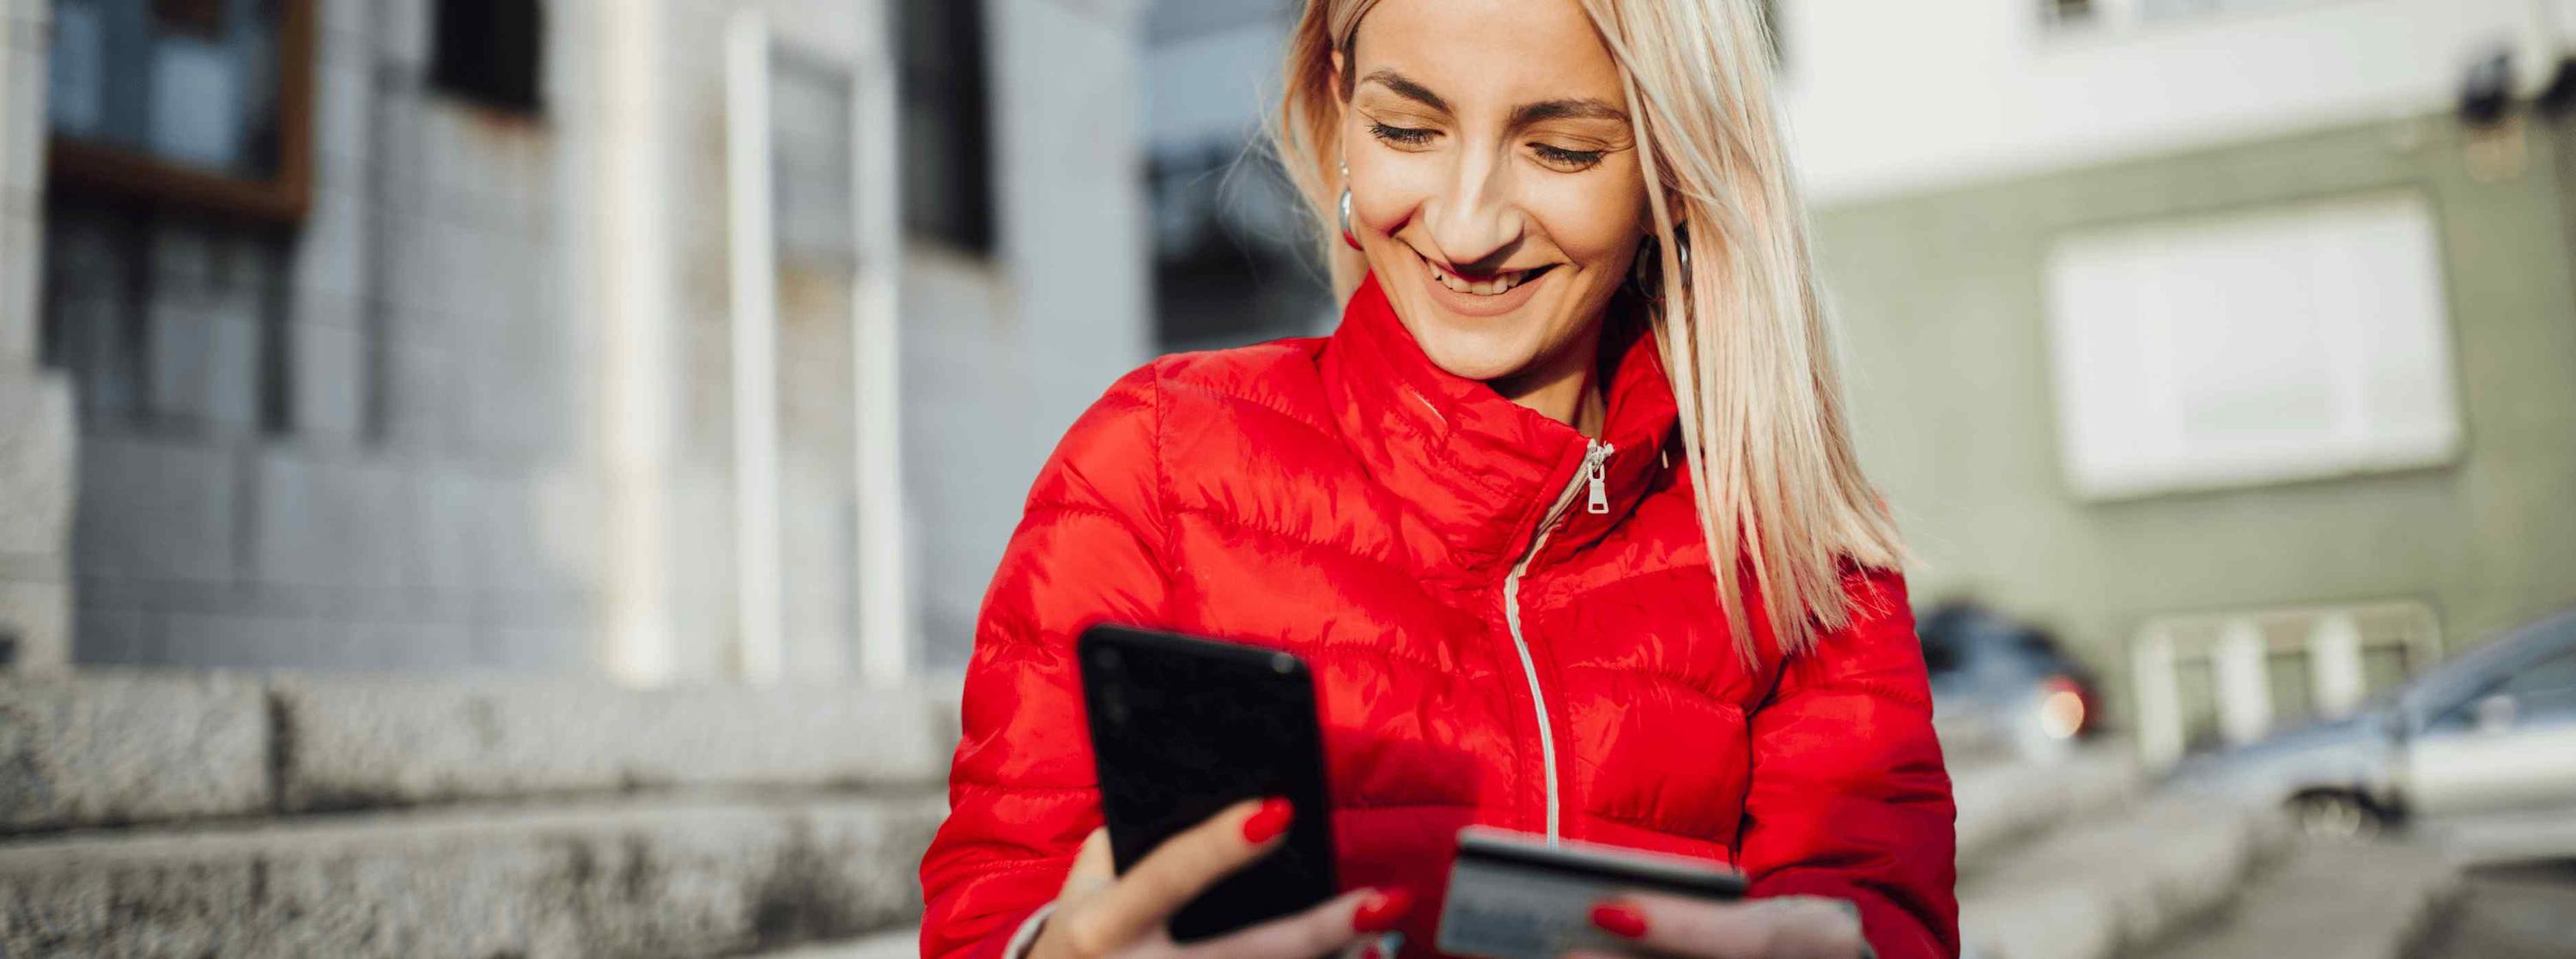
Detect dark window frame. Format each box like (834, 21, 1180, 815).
(428, 0, 546, 114)
(894, 0, 996, 253)
(46, 0, 319, 228)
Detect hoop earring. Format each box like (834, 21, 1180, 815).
(1338, 157, 1361, 251)
(1629, 225, 1694, 301)
(1630, 234, 1662, 299)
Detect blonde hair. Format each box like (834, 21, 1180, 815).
(1273, 0, 1906, 659)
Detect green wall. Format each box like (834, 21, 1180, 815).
(1813, 115, 2576, 721)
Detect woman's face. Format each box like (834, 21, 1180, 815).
(1338, 0, 1650, 389)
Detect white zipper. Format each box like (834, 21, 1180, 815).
(1502, 438, 1612, 845)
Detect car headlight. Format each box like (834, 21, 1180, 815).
(2038, 676, 2087, 741)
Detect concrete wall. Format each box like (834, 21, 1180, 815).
(25, 0, 1158, 677)
(42, 0, 601, 671)
(1815, 112, 2576, 717)
(0, 0, 74, 673)
(1777, 0, 2558, 204)
(903, 0, 1156, 672)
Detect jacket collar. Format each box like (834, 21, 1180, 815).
(1318, 272, 1681, 571)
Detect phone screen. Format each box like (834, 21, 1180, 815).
(1078, 625, 1339, 942)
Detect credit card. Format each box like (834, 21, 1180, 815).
(1436, 826, 1746, 959)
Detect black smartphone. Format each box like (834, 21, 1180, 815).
(1077, 624, 1338, 942)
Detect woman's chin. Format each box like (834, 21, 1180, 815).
(1413, 331, 1538, 384)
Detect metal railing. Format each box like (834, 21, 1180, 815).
(2131, 600, 2442, 768)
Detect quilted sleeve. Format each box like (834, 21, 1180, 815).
(918, 365, 1171, 959)
(1735, 568, 1960, 959)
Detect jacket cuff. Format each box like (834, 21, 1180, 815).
(1002, 902, 1059, 959)
(946, 902, 1054, 959)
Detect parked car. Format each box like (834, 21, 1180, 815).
(2171, 608, 2576, 839)
(1919, 600, 2103, 762)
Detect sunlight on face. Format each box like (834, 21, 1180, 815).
(1338, 0, 1651, 396)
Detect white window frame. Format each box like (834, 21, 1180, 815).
(2041, 190, 2465, 501)
(725, 8, 910, 686)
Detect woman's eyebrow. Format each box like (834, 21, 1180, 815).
(1510, 98, 1629, 126)
(1358, 69, 1451, 113)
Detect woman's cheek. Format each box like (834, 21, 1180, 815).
(1528, 202, 1637, 272)
(1352, 163, 1435, 237)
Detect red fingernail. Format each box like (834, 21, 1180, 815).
(1352, 887, 1414, 932)
(1590, 901, 1649, 938)
(1241, 798, 1294, 844)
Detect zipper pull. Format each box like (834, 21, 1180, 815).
(1585, 441, 1613, 515)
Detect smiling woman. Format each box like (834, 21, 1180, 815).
(1333, 0, 1652, 428)
(919, 3, 1957, 959)
(1280, 0, 1906, 659)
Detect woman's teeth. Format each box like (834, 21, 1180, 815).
(1427, 261, 1539, 295)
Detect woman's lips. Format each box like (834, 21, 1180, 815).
(1413, 248, 1555, 319)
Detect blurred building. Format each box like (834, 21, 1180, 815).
(0, 0, 74, 675)
(0, 0, 1155, 680)
(1780, 0, 2576, 755)
(4, 0, 2574, 954)
(1141, 0, 1335, 353)
(0, 0, 1154, 954)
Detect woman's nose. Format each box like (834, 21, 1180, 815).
(1423, 151, 1523, 269)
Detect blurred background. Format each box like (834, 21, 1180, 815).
(1, 0, 2573, 956)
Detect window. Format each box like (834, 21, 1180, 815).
(2044, 0, 2095, 25)
(2494, 648, 2576, 721)
(2043, 191, 2463, 501)
(895, 0, 995, 252)
(46, 0, 316, 224)
(430, 0, 544, 113)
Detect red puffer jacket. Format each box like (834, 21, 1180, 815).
(920, 275, 1958, 959)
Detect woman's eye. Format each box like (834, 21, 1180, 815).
(1369, 122, 1438, 148)
(1531, 143, 1606, 171)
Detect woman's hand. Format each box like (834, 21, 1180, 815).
(1028, 798, 1413, 959)
(1568, 893, 1873, 959)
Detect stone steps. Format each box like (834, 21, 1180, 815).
(1952, 749, 2141, 870)
(0, 671, 960, 958)
(0, 675, 2363, 959)
(1956, 792, 2288, 959)
(2131, 837, 2459, 959)
(2, 671, 953, 834)
(0, 792, 945, 959)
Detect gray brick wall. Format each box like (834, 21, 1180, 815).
(1, 0, 73, 673)
(40, 0, 597, 672)
(23, 0, 1160, 677)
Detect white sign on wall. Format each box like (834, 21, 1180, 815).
(2043, 190, 2463, 501)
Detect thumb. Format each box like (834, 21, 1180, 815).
(1064, 828, 1115, 898)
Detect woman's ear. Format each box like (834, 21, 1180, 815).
(1330, 48, 1349, 120)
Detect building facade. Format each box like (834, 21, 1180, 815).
(1, 0, 77, 676)
(1, 0, 1156, 683)
(1781, 0, 2576, 749)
